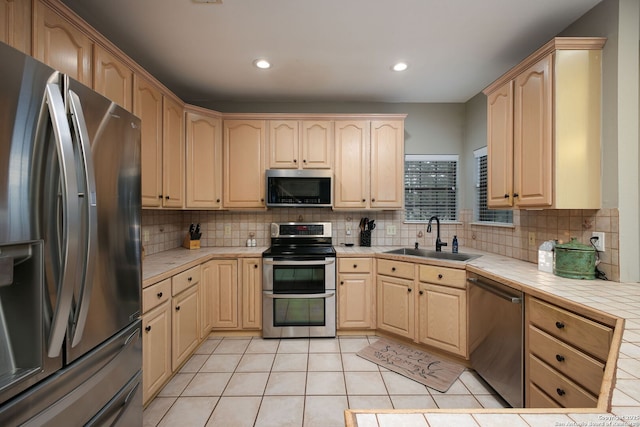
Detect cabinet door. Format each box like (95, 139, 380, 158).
(200, 261, 214, 339)
(172, 285, 199, 371)
(486, 81, 514, 208)
(376, 275, 414, 339)
(223, 120, 266, 208)
(210, 259, 239, 329)
(513, 54, 553, 208)
(268, 120, 299, 169)
(418, 283, 467, 357)
(134, 75, 163, 207)
(185, 110, 223, 209)
(370, 120, 403, 209)
(301, 121, 333, 169)
(162, 96, 185, 208)
(33, 0, 92, 86)
(338, 273, 374, 329)
(0, 0, 31, 54)
(93, 44, 133, 111)
(334, 121, 370, 208)
(142, 302, 171, 405)
(241, 258, 262, 330)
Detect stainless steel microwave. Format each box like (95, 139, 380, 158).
(266, 169, 332, 207)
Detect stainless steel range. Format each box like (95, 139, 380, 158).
(262, 222, 336, 338)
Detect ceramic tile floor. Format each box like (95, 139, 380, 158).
(143, 335, 507, 427)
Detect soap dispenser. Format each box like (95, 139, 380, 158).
(452, 235, 458, 253)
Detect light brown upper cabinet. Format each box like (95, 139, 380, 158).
(162, 95, 185, 208)
(0, 0, 31, 54)
(33, 0, 92, 86)
(185, 106, 223, 209)
(268, 120, 333, 169)
(223, 120, 266, 209)
(484, 37, 605, 209)
(334, 118, 405, 209)
(134, 74, 163, 208)
(93, 44, 133, 111)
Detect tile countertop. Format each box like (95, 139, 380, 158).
(143, 246, 640, 427)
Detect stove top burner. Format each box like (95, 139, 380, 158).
(262, 245, 336, 258)
(264, 222, 335, 258)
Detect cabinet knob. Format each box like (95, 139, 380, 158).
(391, 267, 396, 272)
(188, 277, 192, 282)
(217, 198, 221, 203)
(293, 159, 297, 163)
(261, 198, 264, 202)
(362, 199, 366, 203)
(157, 292, 163, 298)
(254, 264, 258, 269)
(555, 354, 565, 362)
(438, 274, 443, 279)
(340, 281, 344, 285)
(158, 195, 163, 199)
(513, 193, 519, 198)
(165, 195, 170, 200)
(371, 198, 375, 202)
(555, 321, 565, 329)
(419, 290, 424, 295)
(504, 194, 509, 199)
(303, 159, 307, 163)
(175, 305, 181, 311)
(556, 388, 566, 396)
(145, 325, 151, 332)
(408, 288, 412, 293)
(353, 264, 357, 268)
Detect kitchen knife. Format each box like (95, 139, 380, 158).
(189, 223, 195, 239)
(194, 224, 201, 240)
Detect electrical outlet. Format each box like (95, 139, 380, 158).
(591, 232, 605, 252)
(224, 225, 232, 236)
(143, 230, 149, 243)
(386, 225, 396, 236)
(345, 223, 352, 236)
(528, 232, 536, 246)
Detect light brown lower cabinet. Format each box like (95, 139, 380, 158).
(171, 284, 199, 371)
(417, 282, 467, 357)
(241, 258, 262, 330)
(210, 259, 239, 329)
(142, 300, 171, 405)
(337, 257, 375, 330)
(376, 274, 415, 339)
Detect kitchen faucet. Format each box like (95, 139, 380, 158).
(427, 216, 447, 252)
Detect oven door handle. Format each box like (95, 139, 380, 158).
(263, 292, 335, 299)
(263, 258, 335, 266)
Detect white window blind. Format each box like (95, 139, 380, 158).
(405, 155, 458, 222)
(474, 148, 512, 224)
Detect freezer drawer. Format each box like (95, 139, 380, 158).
(0, 320, 142, 426)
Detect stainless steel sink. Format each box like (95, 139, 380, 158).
(383, 248, 480, 262)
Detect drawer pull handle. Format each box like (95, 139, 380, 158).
(145, 325, 151, 332)
(556, 388, 566, 396)
(438, 274, 443, 279)
(175, 305, 181, 311)
(157, 292, 163, 298)
(555, 321, 565, 329)
(556, 354, 565, 362)
(391, 267, 396, 272)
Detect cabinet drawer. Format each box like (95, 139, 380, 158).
(529, 354, 598, 408)
(528, 382, 562, 408)
(143, 278, 171, 314)
(377, 259, 414, 280)
(418, 265, 466, 288)
(338, 258, 372, 274)
(172, 265, 201, 296)
(528, 298, 612, 361)
(529, 326, 605, 396)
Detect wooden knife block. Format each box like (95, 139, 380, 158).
(182, 234, 201, 250)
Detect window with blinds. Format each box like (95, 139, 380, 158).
(404, 155, 458, 222)
(475, 147, 513, 224)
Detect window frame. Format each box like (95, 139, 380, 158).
(474, 147, 513, 225)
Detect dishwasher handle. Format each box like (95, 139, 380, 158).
(467, 277, 522, 304)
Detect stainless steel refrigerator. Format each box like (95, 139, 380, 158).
(0, 41, 142, 425)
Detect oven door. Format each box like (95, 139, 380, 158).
(262, 257, 336, 338)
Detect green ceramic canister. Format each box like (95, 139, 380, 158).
(553, 237, 596, 280)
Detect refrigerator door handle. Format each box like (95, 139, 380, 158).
(67, 89, 98, 348)
(44, 82, 81, 358)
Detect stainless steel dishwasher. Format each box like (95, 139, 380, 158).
(468, 274, 524, 408)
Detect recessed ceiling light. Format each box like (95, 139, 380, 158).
(392, 62, 408, 72)
(254, 59, 271, 69)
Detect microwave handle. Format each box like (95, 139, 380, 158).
(263, 258, 335, 266)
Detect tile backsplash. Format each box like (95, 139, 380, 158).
(142, 207, 619, 282)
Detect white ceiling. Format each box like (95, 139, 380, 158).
(60, 0, 602, 104)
